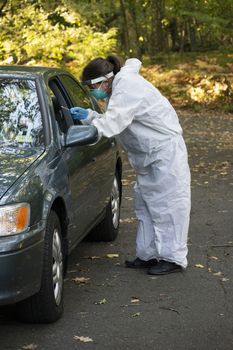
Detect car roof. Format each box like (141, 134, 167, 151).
(0, 65, 69, 79)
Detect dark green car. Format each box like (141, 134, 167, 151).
(0, 66, 122, 323)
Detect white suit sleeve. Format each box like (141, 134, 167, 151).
(84, 91, 139, 138)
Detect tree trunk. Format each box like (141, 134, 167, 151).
(128, 0, 142, 59)
(169, 18, 180, 51)
(149, 0, 165, 56)
(119, 0, 130, 56)
(189, 20, 197, 51)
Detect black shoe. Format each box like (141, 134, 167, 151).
(125, 257, 158, 269)
(147, 260, 182, 275)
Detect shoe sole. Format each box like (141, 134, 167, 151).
(147, 268, 182, 275)
(126, 264, 157, 269)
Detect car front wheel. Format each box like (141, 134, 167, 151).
(16, 211, 64, 323)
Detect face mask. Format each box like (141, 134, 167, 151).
(90, 88, 108, 100)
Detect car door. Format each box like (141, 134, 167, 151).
(49, 74, 116, 246)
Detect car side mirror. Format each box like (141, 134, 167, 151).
(65, 125, 98, 147)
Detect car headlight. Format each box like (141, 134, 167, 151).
(0, 203, 30, 236)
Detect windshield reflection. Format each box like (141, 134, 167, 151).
(0, 78, 44, 148)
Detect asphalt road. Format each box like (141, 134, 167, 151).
(1, 110, 233, 350)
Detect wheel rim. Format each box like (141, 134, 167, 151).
(52, 229, 63, 306)
(111, 176, 120, 229)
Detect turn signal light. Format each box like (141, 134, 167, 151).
(0, 203, 30, 236)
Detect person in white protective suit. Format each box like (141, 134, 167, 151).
(70, 55, 191, 275)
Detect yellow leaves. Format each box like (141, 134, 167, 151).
(195, 264, 205, 269)
(74, 336, 93, 343)
(72, 277, 90, 284)
(213, 271, 222, 276)
(194, 260, 230, 282)
(120, 217, 137, 224)
(122, 179, 136, 186)
(95, 298, 107, 305)
(212, 272, 230, 282)
(105, 253, 119, 259)
(131, 297, 140, 303)
(83, 253, 120, 259)
(192, 159, 232, 183)
(222, 278, 229, 282)
(0, 2, 117, 75)
(125, 196, 133, 201)
(21, 345, 37, 350)
(209, 256, 218, 260)
(141, 54, 233, 109)
(187, 75, 232, 105)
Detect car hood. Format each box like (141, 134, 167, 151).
(0, 146, 44, 199)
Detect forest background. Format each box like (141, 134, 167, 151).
(0, 0, 232, 111)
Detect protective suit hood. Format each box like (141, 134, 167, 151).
(120, 58, 142, 74)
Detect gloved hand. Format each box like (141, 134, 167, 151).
(70, 107, 88, 120)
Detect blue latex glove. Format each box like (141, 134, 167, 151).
(70, 107, 88, 120)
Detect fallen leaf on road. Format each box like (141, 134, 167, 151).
(131, 297, 140, 303)
(213, 271, 222, 276)
(105, 254, 119, 258)
(73, 336, 93, 343)
(120, 217, 137, 224)
(222, 278, 229, 282)
(195, 264, 204, 268)
(72, 277, 90, 284)
(21, 345, 37, 350)
(132, 312, 140, 317)
(95, 298, 107, 305)
(209, 256, 218, 260)
(125, 196, 133, 201)
(83, 256, 101, 260)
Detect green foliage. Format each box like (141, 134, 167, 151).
(72, 0, 233, 56)
(0, 0, 232, 111)
(0, 0, 117, 77)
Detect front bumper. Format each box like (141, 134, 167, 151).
(0, 224, 45, 305)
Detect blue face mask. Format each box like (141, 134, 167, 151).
(90, 88, 108, 100)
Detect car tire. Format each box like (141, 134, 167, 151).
(16, 211, 64, 323)
(91, 172, 121, 242)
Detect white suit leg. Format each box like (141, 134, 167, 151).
(136, 135, 191, 268)
(134, 182, 158, 261)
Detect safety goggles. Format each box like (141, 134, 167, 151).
(82, 71, 114, 85)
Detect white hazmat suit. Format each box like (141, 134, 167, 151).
(85, 58, 191, 268)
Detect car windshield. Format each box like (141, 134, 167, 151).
(0, 78, 44, 148)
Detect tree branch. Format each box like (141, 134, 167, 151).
(0, 0, 8, 15)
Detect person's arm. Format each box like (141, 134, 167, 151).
(88, 90, 140, 138)
(70, 84, 141, 137)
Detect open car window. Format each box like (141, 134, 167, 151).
(48, 78, 74, 134)
(59, 75, 92, 109)
(58, 74, 105, 113)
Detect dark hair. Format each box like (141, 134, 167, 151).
(81, 55, 121, 83)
